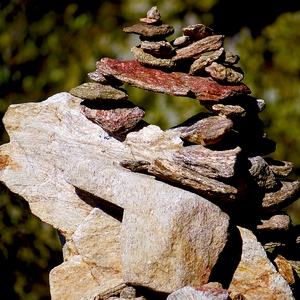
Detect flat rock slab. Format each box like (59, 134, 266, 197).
(96, 58, 251, 101)
(123, 23, 174, 38)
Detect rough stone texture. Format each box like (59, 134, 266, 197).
(262, 180, 300, 212)
(167, 285, 229, 300)
(257, 214, 291, 231)
(182, 24, 214, 40)
(274, 255, 295, 286)
(87, 70, 123, 86)
(70, 82, 128, 101)
(228, 226, 294, 300)
(172, 35, 191, 48)
(224, 51, 240, 64)
(80, 103, 145, 136)
(131, 46, 176, 69)
(146, 6, 161, 20)
(123, 23, 174, 39)
(205, 62, 244, 83)
(204, 103, 246, 118)
(189, 48, 224, 74)
(264, 157, 294, 177)
(71, 207, 122, 283)
(0, 93, 230, 296)
(96, 58, 251, 101)
(179, 115, 233, 146)
(172, 35, 224, 61)
(141, 40, 173, 55)
(247, 156, 277, 190)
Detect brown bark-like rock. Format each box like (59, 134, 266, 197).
(140, 41, 173, 55)
(172, 35, 224, 61)
(182, 24, 214, 40)
(96, 58, 251, 101)
(123, 23, 174, 39)
(179, 115, 233, 146)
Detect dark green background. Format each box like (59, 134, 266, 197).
(1, 0, 300, 298)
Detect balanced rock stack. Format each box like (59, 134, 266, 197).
(1, 6, 300, 300)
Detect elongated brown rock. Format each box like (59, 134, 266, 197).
(123, 23, 174, 39)
(172, 35, 224, 61)
(96, 58, 251, 101)
(179, 115, 233, 146)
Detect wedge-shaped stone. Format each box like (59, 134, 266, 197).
(96, 58, 251, 101)
(179, 115, 233, 146)
(229, 227, 294, 300)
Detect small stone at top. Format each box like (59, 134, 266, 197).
(147, 6, 161, 20)
(140, 6, 161, 24)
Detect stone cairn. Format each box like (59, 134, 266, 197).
(1, 6, 300, 300)
(65, 7, 300, 299)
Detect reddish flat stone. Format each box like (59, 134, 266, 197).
(96, 58, 251, 101)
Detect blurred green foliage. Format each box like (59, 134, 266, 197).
(1, 0, 300, 298)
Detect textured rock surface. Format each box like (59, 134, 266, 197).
(228, 226, 294, 300)
(167, 285, 229, 300)
(0, 92, 230, 296)
(96, 58, 251, 101)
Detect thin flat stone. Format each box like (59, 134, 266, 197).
(80, 104, 145, 135)
(131, 47, 176, 69)
(189, 48, 224, 74)
(148, 158, 238, 201)
(123, 23, 174, 39)
(264, 157, 294, 177)
(173, 145, 241, 179)
(203, 103, 246, 118)
(257, 214, 291, 231)
(140, 41, 173, 55)
(180, 116, 233, 146)
(87, 70, 122, 86)
(172, 35, 191, 48)
(182, 24, 214, 40)
(96, 58, 251, 101)
(172, 35, 224, 61)
(205, 62, 244, 83)
(262, 180, 300, 212)
(70, 83, 128, 101)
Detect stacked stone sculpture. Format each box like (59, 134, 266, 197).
(0, 6, 299, 300)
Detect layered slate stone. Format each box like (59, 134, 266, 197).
(172, 35, 224, 61)
(96, 58, 251, 101)
(123, 23, 174, 39)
